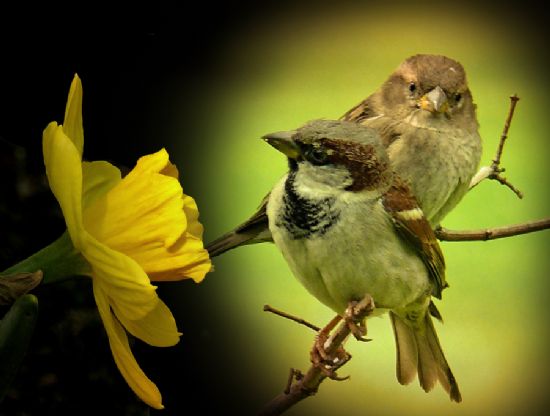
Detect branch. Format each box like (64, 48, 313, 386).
(436, 218, 550, 241)
(469, 94, 523, 198)
(264, 304, 320, 332)
(493, 95, 520, 166)
(258, 297, 374, 416)
(443, 94, 550, 242)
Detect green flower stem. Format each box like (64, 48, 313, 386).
(1, 231, 91, 284)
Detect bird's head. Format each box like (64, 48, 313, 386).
(263, 119, 393, 195)
(378, 54, 478, 131)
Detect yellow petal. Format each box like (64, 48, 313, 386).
(146, 193, 211, 282)
(112, 298, 181, 347)
(84, 149, 187, 257)
(63, 74, 84, 157)
(160, 160, 179, 179)
(93, 282, 164, 409)
(84, 234, 159, 319)
(146, 233, 211, 282)
(44, 119, 158, 319)
(123, 148, 172, 178)
(181, 195, 202, 237)
(42, 122, 86, 250)
(82, 161, 122, 209)
(82, 149, 211, 282)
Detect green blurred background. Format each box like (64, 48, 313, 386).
(186, 3, 550, 415)
(1, 2, 549, 415)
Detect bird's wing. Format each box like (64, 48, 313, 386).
(382, 178, 447, 299)
(339, 97, 377, 124)
(340, 96, 405, 150)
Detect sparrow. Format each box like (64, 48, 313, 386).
(264, 119, 461, 402)
(206, 54, 481, 257)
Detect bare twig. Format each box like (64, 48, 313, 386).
(488, 174, 524, 199)
(494, 94, 520, 166)
(259, 296, 374, 416)
(469, 94, 523, 198)
(445, 94, 550, 241)
(436, 218, 550, 241)
(264, 304, 321, 332)
(284, 369, 303, 394)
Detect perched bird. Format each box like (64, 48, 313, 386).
(341, 54, 481, 225)
(264, 119, 461, 401)
(206, 54, 482, 257)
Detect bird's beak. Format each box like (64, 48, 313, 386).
(262, 130, 301, 159)
(419, 86, 448, 113)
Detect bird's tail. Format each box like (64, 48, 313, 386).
(206, 195, 273, 258)
(206, 230, 261, 258)
(389, 311, 462, 402)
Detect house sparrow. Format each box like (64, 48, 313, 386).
(264, 119, 461, 402)
(206, 54, 481, 257)
(341, 54, 481, 225)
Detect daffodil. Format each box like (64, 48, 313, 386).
(3, 75, 211, 409)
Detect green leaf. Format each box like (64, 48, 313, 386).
(0, 294, 39, 402)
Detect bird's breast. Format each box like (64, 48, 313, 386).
(274, 171, 341, 240)
(386, 123, 481, 224)
(267, 177, 431, 314)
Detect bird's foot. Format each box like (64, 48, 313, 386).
(309, 295, 375, 380)
(344, 295, 375, 342)
(310, 315, 351, 380)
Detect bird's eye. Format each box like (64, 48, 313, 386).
(408, 82, 417, 93)
(306, 146, 329, 165)
(454, 93, 462, 102)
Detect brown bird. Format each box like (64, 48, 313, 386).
(207, 54, 482, 256)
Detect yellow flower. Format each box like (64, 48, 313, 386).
(42, 74, 211, 409)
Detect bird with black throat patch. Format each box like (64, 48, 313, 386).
(264, 119, 462, 402)
(207, 54, 482, 258)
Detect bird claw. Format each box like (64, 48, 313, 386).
(344, 296, 375, 342)
(320, 364, 351, 381)
(310, 315, 351, 381)
(344, 315, 369, 342)
(309, 295, 375, 381)
(313, 346, 352, 381)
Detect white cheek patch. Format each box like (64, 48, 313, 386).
(395, 207, 424, 221)
(296, 163, 353, 195)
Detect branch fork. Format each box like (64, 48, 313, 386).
(442, 94, 550, 241)
(469, 94, 523, 198)
(260, 296, 374, 416)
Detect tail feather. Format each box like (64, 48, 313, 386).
(390, 312, 417, 385)
(206, 231, 253, 258)
(416, 328, 439, 393)
(206, 198, 272, 258)
(390, 311, 462, 402)
(424, 313, 462, 402)
(206, 227, 272, 258)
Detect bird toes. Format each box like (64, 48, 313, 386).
(310, 315, 352, 381)
(344, 295, 375, 342)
